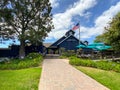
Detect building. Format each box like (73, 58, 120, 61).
(46, 30, 84, 54)
(0, 30, 84, 57)
(0, 44, 44, 57)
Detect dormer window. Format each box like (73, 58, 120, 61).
(69, 31, 73, 35)
(65, 30, 75, 37)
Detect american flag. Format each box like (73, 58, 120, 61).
(72, 23, 80, 30)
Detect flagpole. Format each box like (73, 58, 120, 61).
(79, 22, 80, 45)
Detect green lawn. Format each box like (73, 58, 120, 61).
(76, 66, 120, 90)
(0, 67, 42, 90)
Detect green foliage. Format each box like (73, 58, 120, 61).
(0, 0, 53, 58)
(94, 35, 106, 43)
(26, 52, 41, 59)
(61, 50, 76, 57)
(0, 68, 42, 90)
(69, 56, 120, 73)
(0, 53, 43, 70)
(69, 56, 94, 66)
(94, 12, 120, 51)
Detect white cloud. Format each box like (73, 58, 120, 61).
(46, 0, 97, 40)
(83, 12, 92, 19)
(46, 0, 120, 43)
(50, 0, 59, 8)
(80, 1, 120, 39)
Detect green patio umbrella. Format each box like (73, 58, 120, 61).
(95, 45, 111, 51)
(76, 44, 86, 48)
(86, 45, 97, 49)
(85, 43, 103, 49)
(88, 43, 104, 46)
(86, 43, 111, 51)
(77, 43, 111, 51)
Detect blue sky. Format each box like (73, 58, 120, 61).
(1, 0, 120, 48)
(45, 0, 120, 44)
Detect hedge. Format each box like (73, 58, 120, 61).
(0, 53, 43, 70)
(69, 56, 120, 73)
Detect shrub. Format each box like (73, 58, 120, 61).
(26, 52, 41, 59)
(0, 53, 43, 70)
(69, 56, 93, 66)
(69, 56, 120, 73)
(61, 50, 76, 57)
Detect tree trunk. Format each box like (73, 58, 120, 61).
(19, 39, 25, 59)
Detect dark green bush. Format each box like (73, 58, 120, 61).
(69, 56, 120, 73)
(26, 52, 41, 59)
(61, 50, 76, 57)
(0, 53, 43, 70)
(69, 56, 94, 66)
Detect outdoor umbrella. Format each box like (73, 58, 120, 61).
(85, 43, 104, 49)
(88, 43, 104, 46)
(86, 45, 97, 49)
(77, 43, 111, 51)
(76, 44, 86, 48)
(86, 43, 111, 51)
(95, 45, 111, 51)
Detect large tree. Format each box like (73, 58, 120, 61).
(0, 0, 53, 58)
(94, 12, 120, 51)
(94, 33, 107, 43)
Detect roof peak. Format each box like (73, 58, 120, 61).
(65, 30, 75, 37)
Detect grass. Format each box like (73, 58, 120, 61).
(0, 67, 42, 90)
(76, 66, 120, 90)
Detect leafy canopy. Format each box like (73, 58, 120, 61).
(0, 0, 53, 58)
(0, 0, 53, 45)
(94, 12, 120, 51)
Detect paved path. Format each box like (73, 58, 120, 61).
(39, 59, 109, 90)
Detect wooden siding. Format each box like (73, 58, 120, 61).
(59, 35, 79, 50)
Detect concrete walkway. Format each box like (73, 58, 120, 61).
(39, 58, 109, 90)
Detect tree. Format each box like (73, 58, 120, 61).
(94, 34, 106, 43)
(0, 0, 53, 58)
(94, 12, 120, 51)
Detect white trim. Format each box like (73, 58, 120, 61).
(49, 36, 65, 47)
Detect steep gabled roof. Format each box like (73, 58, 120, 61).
(50, 36, 66, 47)
(57, 35, 83, 45)
(49, 30, 85, 48)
